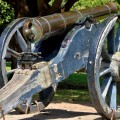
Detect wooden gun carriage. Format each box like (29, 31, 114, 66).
(0, 2, 120, 120)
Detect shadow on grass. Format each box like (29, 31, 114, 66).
(53, 89, 91, 104)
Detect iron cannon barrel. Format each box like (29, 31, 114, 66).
(23, 2, 117, 43)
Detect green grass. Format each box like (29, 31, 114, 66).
(53, 89, 91, 103)
(6, 62, 11, 71)
(58, 73, 88, 89)
(54, 73, 90, 103)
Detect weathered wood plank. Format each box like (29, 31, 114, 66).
(0, 63, 54, 118)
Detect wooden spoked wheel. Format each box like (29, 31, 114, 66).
(87, 15, 120, 119)
(0, 18, 56, 114)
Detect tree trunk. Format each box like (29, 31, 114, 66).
(26, 0, 39, 17)
(5, 0, 78, 17)
(47, 0, 63, 14)
(63, 0, 78, 11)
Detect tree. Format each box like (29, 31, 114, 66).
(5, 0, 120, 19)
(0, 0, 14, 29)
(5, 0, 79, 17)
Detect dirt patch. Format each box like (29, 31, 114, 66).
(0, 102, 102, 120)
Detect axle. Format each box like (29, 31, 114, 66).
(23, 2, 117, 43)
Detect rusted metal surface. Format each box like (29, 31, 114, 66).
(23, 2, 117, 42)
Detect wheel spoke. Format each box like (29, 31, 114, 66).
(31, 43, 35, 52)
(25, 97, 32, 114)
(99, 68, 111, 77)
(7, 69, 18, 75)
(7, 48, 21, 59)
(101, 47, 111, 62)
(2, 59, 8, 84)
(115, 25, 120, 52)
(16, 30, 27, 52)
(107, 28, 115, 54)
(101, 76, 112, 99)
(108, 82, 117, 110)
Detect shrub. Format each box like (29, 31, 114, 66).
(0, 0, 14, 29)
(72, 0, 113, 10)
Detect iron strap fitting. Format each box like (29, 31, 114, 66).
(75, 15, 97, 29)
(110, 109, 115, 120)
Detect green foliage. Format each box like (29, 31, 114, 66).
(72, 0, 112, 10)
(0, 0, 14, 28)
(115, 1, 120, 12)
(116, 0, 120, 4)
(58, 73, 88, 89)
(49, 0, 120, 10)
(49, 0, 54, 6)
(49, 0, 120, 12)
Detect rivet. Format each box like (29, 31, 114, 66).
(89, 61, 92, 64)
(74, 52, 81, 60)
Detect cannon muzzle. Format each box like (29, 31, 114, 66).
(23, 2, 117, 43)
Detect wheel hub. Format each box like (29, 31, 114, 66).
(110, 52, 120, 82)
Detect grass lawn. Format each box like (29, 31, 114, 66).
(53, 89, 91, 103)
(6, 62, 11, 71)
(53, 73, 91, 103)
(58, 73, 88, 89)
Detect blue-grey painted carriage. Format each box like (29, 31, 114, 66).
(0, 2, 120, 120)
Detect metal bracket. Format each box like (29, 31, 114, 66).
(75, 16, 97, 29)
(110, 109, 115, 120)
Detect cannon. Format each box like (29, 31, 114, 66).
(0, 2, 119, 120)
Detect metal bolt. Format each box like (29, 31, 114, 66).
(85, 20, 91, 29)
(62, 41, 67, 48)
(56, 72, 62, 79)
(89, 61, 92, 64)
(23, 99, 27, 104)
(74, 52, 81, 60)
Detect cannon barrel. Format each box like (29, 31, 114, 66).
(23, 2, 117, 43)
